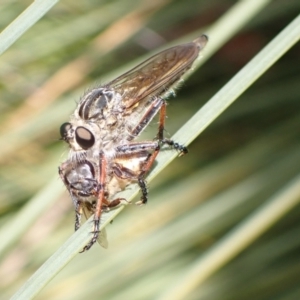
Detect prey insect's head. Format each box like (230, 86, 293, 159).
(60, 122, 95, 151)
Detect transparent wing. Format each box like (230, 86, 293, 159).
(97, 227, 108, 249)
(107, 35, 208, 108)
(82, 206, 108, 249)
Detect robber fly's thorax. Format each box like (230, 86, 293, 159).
(61, 87, 136, 159)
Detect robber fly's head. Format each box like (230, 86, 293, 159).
(60, 122, 95, 151)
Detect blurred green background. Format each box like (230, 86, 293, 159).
(0, 0, 299, 299)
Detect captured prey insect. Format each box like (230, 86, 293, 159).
(59, 34, 208, 251)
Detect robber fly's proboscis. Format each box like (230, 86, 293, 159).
(59, 34, 208, 251)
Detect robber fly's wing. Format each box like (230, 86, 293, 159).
(108, 35, 208, 108)
(82, 206, 108, 249)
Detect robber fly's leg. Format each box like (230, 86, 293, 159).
(128, 97, 187, 155)
(59, 163, 84, 231)
(112, 161, 151, 205)
(157, 100, 188, 156)
(113, 160, 151, 206)
(137, 177, 148, 205)
(115, 141, 159, 155)
(115, 141, 160, 205)
(161, 138, 188, 156)
(129, 97, 164, 139)
(137, 144, 161, 205)
(75, 201, 83, 231)
(157, 99, 167, 140)
(81, 151, 106, 252)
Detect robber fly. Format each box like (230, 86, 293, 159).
(59, 34, 208, 251)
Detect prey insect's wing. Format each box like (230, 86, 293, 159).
(82, 206, 108, 249)
(97, 226, 108, 249)
(108, 35, 208, 109)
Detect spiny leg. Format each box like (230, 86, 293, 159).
(128, 97, 187, 155)
(81, 151, 106, 252)
(75, 201, 83, 231)
(115, 141, 159, 154)
(157, 100, 188, 155)
(136, 144, 160, 205)
(115, 141, 161, 205)
(129, 97, 163, 140)
(136, 177, 148, 205)
(59, 163, 84, 231)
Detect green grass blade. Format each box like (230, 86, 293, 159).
(0, 0, 59, 55)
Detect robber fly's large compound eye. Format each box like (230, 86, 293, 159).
(60, 122, 72, 139)
(75, 127, 95, 150)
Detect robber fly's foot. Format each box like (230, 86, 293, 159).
(80, 233, 99, 253)
(80, 220, 100, 253)
(160, 138, 188, 156)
